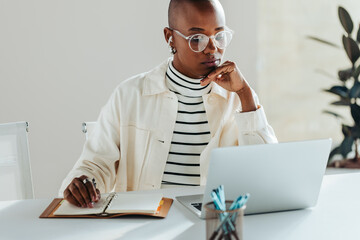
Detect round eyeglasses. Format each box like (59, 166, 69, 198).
(170, 28, 234, 53)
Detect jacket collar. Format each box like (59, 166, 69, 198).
(210, 82, 228, 100)
(142, 58, 228, 100)
(142, 58, 170, 96)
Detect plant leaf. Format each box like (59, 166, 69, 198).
(306, 36, 340, 48)
(349, 81, 360, 98)
(338, 6, 353, 34)
(324, 86, 348, 98)
(340, 136, 354, 158)
(342, 35, 360, 64)
(351, 126, 360, 138)
(351, 103, 360, 125)
(342, 124, 352, 137)
(354, 65, 360, 80)
(323, 110, 344, 119)
(338, 68, 353, 81)
(331, 99, 350, 106)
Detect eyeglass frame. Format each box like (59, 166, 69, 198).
(168, 27, 234, 53)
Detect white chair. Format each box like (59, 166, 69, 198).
(82, 122, 97, 140)
(0, 122, 34, 200)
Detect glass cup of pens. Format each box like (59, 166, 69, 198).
(205, 185, 249, 240)
(205, 202, 245, 240)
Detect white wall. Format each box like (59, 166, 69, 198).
(258, 0, 360, 143)
(0, 0, 257, 198)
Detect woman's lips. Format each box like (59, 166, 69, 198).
(202, 59, 220, 67)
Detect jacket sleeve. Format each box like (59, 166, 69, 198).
(58, 90, 121, 196)
(235, 91, 278, 145)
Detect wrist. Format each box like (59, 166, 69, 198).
(236, 85, 256, 112)
(235, 84, 251, 96)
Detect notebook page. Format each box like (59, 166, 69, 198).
(106, 193, 163, 214)
(54, 193, 110, 215)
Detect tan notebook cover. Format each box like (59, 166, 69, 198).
(39, 197, 173, 219)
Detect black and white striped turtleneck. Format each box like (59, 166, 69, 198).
(161, 62, 212, 188)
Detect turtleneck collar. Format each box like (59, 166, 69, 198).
(165, 61, 211, 97)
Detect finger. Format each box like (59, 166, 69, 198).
(200, 76, 212, 86)
(83, 181, 97, 208)
(201, 63, 234, 86)
(201, 67, 231, 86)
(74, 178, 93, 207)
(78, 175, 96, 203)
(64, 188, 81, 207)
(78, 175, 89, 181)
(96, 189, 101, 201)
(200, 68, 222, 86)
(215, 74, 227, 82)
(69, 182, 87, 207)
(68, 193, 80, 207)
(206, 67, 224, 80)
(64, 189, 81, 207)
(85, 179, 97, 203)
(207, 62, 234, 79)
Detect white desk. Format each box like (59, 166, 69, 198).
(1, 173, 360, 240)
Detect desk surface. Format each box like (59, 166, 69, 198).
(1, 173, 360, 240)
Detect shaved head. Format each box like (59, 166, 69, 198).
(164, 0, 227, 78)
(168, 0, 224, 29)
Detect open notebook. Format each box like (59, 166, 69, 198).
(40, 192, 173, 219)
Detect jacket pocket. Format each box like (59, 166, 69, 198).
(140, 133, 168, 189)
(120, 125, 150, 191)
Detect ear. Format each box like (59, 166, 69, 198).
(164, 27, 174, 45)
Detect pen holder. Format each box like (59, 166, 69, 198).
(204, 201, 245, 240)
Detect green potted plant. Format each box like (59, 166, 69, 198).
(309, 6, 360, 168)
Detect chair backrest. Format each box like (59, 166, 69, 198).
(0, 122, 34, 200)
(82, 122, 97, 140)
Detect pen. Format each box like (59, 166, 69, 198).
(210, 186, 250, 239)
(91, 178, 97, 204)
(209, 212, 239, 240)
(214, 185, 225, 208)
(231, 193, 249, 222)
(211, 190, 237, 235)
(211, 191, 223, 210)
(92, 178, 96, 188)
(237, 193, 249, 208)
(220, 185, 225, 207)
(211, 191, 230, 235)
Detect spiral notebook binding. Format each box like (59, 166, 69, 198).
(106, 193, 118, 209)
(98, 192, 117, 216)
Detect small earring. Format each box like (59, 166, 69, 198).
(168, 36, 176, 54)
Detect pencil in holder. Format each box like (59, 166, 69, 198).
(204, 201, 245, 240)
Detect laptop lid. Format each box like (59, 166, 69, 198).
(200, 139, 332, 218)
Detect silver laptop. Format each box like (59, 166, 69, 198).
(176, 139, 332, 219)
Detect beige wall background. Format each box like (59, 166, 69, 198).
(0, 0, 257, 198)
(258, 0, 360, 143)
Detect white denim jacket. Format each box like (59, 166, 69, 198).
(59, 59, 277, 195)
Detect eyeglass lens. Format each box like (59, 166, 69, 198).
(189, 31, 232, 52)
